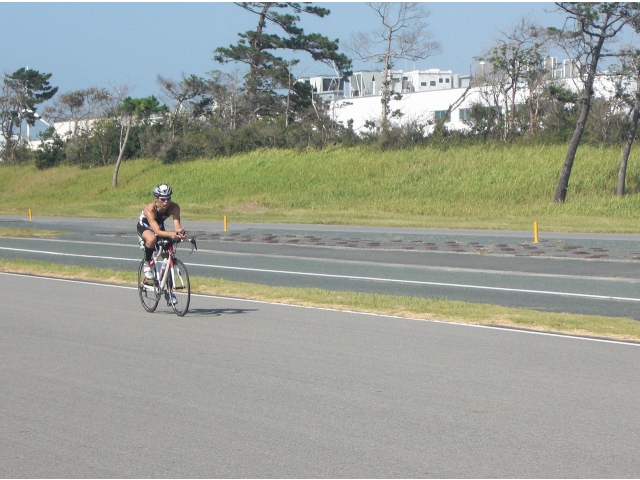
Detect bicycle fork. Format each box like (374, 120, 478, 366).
(160, 260, 186, 306)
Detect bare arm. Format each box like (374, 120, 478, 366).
(171, 203, 187, 238)
(144, 204, 176, 240)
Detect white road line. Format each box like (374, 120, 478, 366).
(0, 246, 140, 262)
(1, 245, 640, 303)
(5, 236, 640, 283)
(1, 271, 638, 347)
(188, 262, 640, 302)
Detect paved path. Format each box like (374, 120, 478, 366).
(2, 273, 640, 478)
(3, 215, 640, 261)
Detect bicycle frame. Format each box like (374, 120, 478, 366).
(145, 238, 198, 291)
(155, 245, 174, 290)
(139, 243, 177, 293)
(138, 236, 196, 316)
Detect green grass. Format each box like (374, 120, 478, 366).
(2, 258, 639, 342)
(2, 144, 640, 231)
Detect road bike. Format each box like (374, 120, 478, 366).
(137, 236, 197, 316)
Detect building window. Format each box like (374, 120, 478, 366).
(446, 78, 450, 83)
(439, 78, 443, 83)
(459, 108, 471, 121)
(430, 80, 436, 86)
(434, 110, 450, 121)
(421, 82, 427, 86)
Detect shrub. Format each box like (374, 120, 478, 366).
(35, 136, 66, 169)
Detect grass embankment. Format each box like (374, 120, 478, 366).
(2, 257, 640, 342)
(2, 144, 640, 232)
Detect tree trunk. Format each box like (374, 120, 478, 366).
(554, 33, 605, 203)
(617, 72, 640, 197)
(510, 87, 517, 138)
(503, 97, 509, 141)
(554, 94, 592, 202)
(380, 66, 390, 131)
(4, 138, 16, 162)
(246, 4, 270, 109)
(380, 33, 393, 132)
(112, 118, 131, 188)
(529, 90, 540, 136)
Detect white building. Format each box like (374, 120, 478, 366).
(328, 72, 618, 135)
(312, 55, 635, 134)
(300, 68, 468, 100)
(396, 69, 470, 93)
(300, 75, 345, 101)
(303, 56, 591, 133)
(328, 85, 483, 133)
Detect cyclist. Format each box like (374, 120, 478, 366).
(137, 184, 187, 280)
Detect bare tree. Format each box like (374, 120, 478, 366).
(476, 17, 551, 139)
(552, 2, 640, 203)
(612, 47, 640, 196)
(522, 55, 555, 137)
(347, 2, 441, 132)
(157, 74, 209, 137)
(112, 94, 166, 187)
(42, 87, 111, 137)
(472, 61, 509, 138)
(158, 69, 246, 133)
(200, 69, 246, 130)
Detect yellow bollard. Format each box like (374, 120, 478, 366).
(28, 209, 32, 221)
(223, 215, 228, 232)
(533, 221, 539, 243)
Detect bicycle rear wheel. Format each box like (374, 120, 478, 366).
(138, 260, 160, 312)
(169, 258, 190, 316)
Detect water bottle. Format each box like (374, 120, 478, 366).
(160, 256, 168, 278)
(150, 253, 158, 280)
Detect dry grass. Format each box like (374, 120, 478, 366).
(0, 227, 64, 238)
(2, 258, 639, 343)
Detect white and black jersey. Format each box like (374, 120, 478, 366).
(137, 207, 170, 235)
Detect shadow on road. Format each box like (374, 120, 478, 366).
(185, 308, 258, 317)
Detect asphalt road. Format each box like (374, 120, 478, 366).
(2, 216, 640, 319)
(2, 273, 640, 478)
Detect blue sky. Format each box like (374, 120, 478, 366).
(1, 2, 569, 100)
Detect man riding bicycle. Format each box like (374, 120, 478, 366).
(137, 184, 187, 280)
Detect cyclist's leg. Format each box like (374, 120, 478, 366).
(138, 226, 157, 257)
(137, 225, 158, 280)
(139, 223, 167, 256)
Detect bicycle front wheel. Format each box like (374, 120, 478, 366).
(138, 260, 160, 312)
(169, 258, 190, 316)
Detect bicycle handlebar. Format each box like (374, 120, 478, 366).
(156, 236, 197, 251)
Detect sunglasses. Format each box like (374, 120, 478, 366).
(157, 196, 171, 202)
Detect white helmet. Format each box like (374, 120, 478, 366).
(153, 184, 173, 197)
